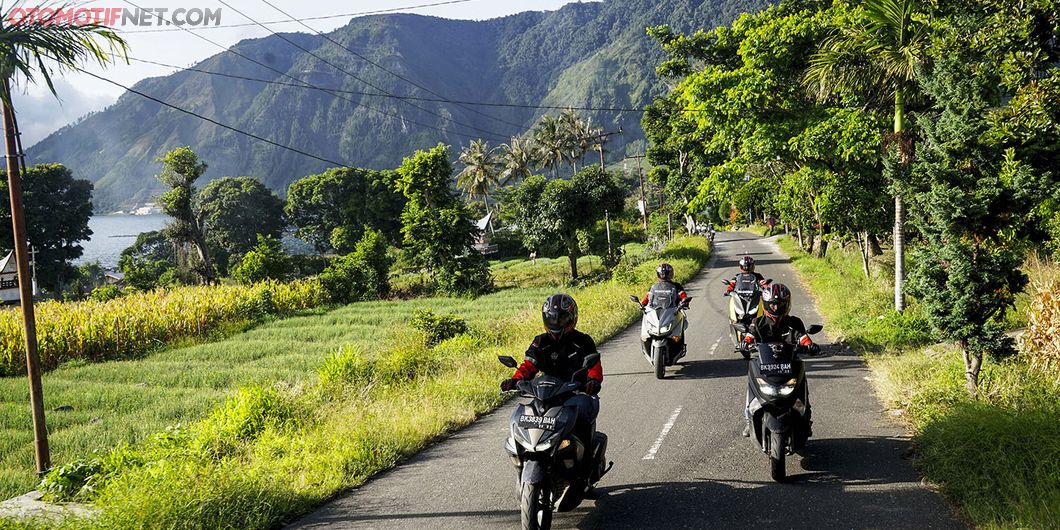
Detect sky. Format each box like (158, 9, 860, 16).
(12, 0, 583, 147)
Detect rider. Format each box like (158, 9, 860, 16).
(640, 263, 690, 358)
(501, 294, 603, 443)
(725, 256, 769, 294)
(740, 283, 820, 437)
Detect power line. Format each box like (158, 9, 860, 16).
(259, 0, 528, 131)
(119, 0, 485, 142)
(215, 0, 511, 142)
(74, 66, 348, 167)
(120, 54, 662, 115)
(119, 0, 477, 34)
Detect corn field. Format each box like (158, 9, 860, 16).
(1024, 278, 1060, 382)
(0, 279, 325, 376)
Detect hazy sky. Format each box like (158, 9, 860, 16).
(13, 0, 585, 146)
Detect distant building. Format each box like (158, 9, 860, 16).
(0, 251, 37, 304)
(104, 271, 125, 286)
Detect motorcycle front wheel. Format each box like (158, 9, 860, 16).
(652, 345, 665, 379)
(520, 481, 552, 530)
(769, 430, 786, 482)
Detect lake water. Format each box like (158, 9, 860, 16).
(75, 214, 168, 269)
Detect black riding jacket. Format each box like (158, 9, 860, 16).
(512, 329, 603, 384)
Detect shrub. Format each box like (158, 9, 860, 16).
(230, 235, 293, 284)
(88, 285, 123, 302)
(318, 254, 376, 305)
(409, 309, 470, 346)
(350, 228, 393, 298)
(1024, 278, 1060, 382)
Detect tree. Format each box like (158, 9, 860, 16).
(506, 166, 626, 280)
(396, 144, 491, 295)
(196, 176, 285, 274)
(531, 114, 567, 178)
(498, 136, 535, 185)
(230, 235, 292, 284)
(156, 147, 214, 284)
(119, 230, 178, 291)
(804, 0, 931, 310)
(285, 167, 404, 253)
(456, 139, 499, 211)
(0, 164, 93, 294)
(0, 4, 127, 474)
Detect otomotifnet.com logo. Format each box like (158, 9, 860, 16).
(6, 5, 223, 27)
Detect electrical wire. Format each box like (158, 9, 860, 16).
(215, 0, 512, 141)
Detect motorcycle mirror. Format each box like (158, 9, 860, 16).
(498, 355, 518, 368)
(629, 295, 640, 304)
(807, 324, 823, 335)
(732, 323, 748, 333)
(582, 353, 601, 369)
(765, 278, 773, 284)
(721, 279, 731, 286)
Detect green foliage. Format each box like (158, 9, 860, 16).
(156, 147, 214, 283)
(396, 144, 492, 296)
(409, 309, 470, 347)
(318, 255, 376, 305)
(88, 285, 123, 303)
(196, 176, 285, 273)
(118, 230, 178, 291)
(285, 167, 404, 253)
(504, 166, 626, 280)
(350, 228, 392, 298)
(0, 164, 93, 295)
(230, 236, 293, 284)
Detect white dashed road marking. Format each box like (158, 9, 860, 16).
(708, 336, 722, 355)
(643, 407, 683, 460)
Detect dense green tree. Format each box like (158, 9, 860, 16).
(196, 176, 285, 274)
(531, 115, 568, 178)
(285, 167, 404, 254)
(350, 227, 392, 299)
(498, 136, 536, 185)
(0, 164, 93, 294)
(395, 144, 491, 295)
(230, 235, 292, 284)
(156, 147, 214, 284)
(505, 166, 626, 280)
(118, 230, 178, 291)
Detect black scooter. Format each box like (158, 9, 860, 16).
(737, 323, 823, 481)
(498, 355, 611, 530)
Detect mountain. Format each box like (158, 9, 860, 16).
(27, 0, 765, 211)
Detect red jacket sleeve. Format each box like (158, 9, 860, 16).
(641, 292, 650, 305)
(512, 359, 538, 380)
(587, 360, 603, 383)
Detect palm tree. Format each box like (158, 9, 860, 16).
(456, 139, 499, 211)
(498, 136, 534, 185)
(559, 108, 597, 174)
(0, 3, 128, 474)
(532, 114, 566, 178)
(804, 0, 929, 312)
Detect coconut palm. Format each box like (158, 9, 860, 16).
(803, 0, 930, 312)
(456, 139, 499, 211)
(532, 114, 566, 178)
(0, 2, 128, 473)
(498, 136, 535, 185)
(558, 108, 589, 173)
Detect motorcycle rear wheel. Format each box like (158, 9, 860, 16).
(520, 482, 552, 530)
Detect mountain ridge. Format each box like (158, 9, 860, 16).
(27, 0, 765, 210)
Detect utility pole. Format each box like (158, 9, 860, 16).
(3, 79, 49, 475)
(625, 155, 648, 231)
(604, 210, 612, 256)
(578, 128, 621, 172)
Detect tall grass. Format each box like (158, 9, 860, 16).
(778, 234, 1060, 529)
(0, 280, 325, 376)
(1, 238, 710, 529)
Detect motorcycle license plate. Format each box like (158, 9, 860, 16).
(517, 414, 557, 431)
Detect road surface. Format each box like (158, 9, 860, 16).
(291, 232, 963, 529)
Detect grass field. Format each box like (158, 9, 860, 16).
(0, 237, 710, 529)
(777, 235, 1060, 529)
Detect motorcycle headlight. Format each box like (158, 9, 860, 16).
(659, 322, 673, 335)
(756, 377, 797, 397)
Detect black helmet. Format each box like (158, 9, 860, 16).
(542, 293, 578, 339)
(739, 256, 755, 273)
(762, 283, 791, 318)
(656, 263, 675, 282)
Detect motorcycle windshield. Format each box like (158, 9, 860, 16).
(757, 342, 795, 377)
(648, 286, 678, 309)
(528, 375, 580, 402)
(734, 275, 761, 302)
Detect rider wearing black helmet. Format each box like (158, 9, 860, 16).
(501, 294, 603, 439)
(639, 263, 690, 359)
(725, 256, 769, 294)
(740, 283, 819, 437)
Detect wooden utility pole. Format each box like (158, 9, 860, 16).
(578, 128, 621, 172)
(2, 80, 49, 475)
(626, 155, 648, 230)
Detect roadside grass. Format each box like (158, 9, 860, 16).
(740, 224, 772, 237)
(777, 234, 1060, 530)
(1, 237, 710, 529)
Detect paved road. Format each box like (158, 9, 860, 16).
(291, 232, 963, 530)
